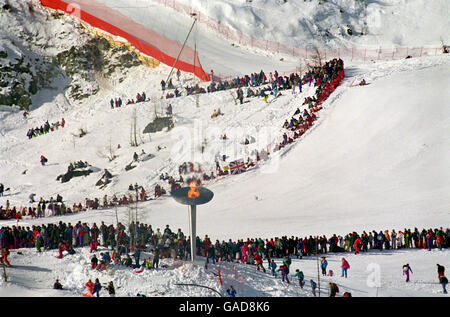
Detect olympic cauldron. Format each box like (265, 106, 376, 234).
(171, 180, 214, 262)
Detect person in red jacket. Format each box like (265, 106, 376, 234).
(40, 155, 47, 166)
(253, 252, 266, 273)
(436, 235, 444, 250)
(1, 247, 11, 266)
(57, 242, 64, 259)
(341, 257, 350, 278)
(85, 279, 95, 297)
(353, 237, 363, 254)
(90, 239, 98, 253)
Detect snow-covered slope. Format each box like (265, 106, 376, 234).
(0, 0, 449, 240)
(80, 0, 450, 77)
(0, 0, 449, 298)
(173, 0, 450, 49)
(1, 245, 448, 297)
(1, 55, 448, 239)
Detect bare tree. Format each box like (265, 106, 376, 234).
(310, 46, 323, 67)
(130, 108, 139, 147)
(96, 136, 117, 162)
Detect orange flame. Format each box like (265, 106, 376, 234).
(187, 180, 200, 198)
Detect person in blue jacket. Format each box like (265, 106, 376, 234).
(226, 285, 236, 297)
(293, 269, 305, 288)
(310, 279, 317, 297)
(269, 259, 277, 277)
(320, 257, 328, 276)
(93, 278, 102, 297)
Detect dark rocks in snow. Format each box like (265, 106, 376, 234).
(143, 117, 174, 134)
(57, 169, 93, 183)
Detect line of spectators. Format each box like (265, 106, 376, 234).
(110, 91, 149, 108)
(27, 118, 65, 139)
(0, 219, 448, 270)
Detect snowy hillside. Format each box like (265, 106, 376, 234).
(180, 0, 450, 48)
(0, 0, 449, 298)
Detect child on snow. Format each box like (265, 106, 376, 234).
(310, 279, 317, 297)
(277, 264, 290, 284)
(293, 269, 305, 288)
(403, 264, 413, 282)
(270, 259, 277, 277)
(85, 279, 94, 297)
(320, 257, 328, 276)
(93, 278, 102, 297)
(440, 275, 448, 294)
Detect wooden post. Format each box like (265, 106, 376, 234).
(316, 237, 320, 297)
(1, 264, 7, 282)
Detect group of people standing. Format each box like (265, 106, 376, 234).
(26, 118, 65, 139)
(109, 91, 148, 109)
(0, 219, 448, 296)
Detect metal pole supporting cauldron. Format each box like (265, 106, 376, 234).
(171, 185, 214, 262)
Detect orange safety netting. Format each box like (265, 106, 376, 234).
(40, 0, 210, 81)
